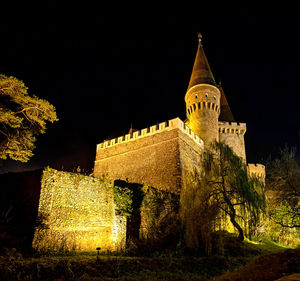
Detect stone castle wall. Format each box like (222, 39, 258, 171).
(94, 118, 204, 194)
(248, 163, 266, 183)
(32, 168, 126, 252)
(219, 121, 247, 161)
(178, 128, 204, 179)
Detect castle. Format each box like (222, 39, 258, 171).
(94, 33, 265, 187)
(33, 34, 265, 252)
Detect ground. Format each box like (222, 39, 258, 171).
(0, 237, 299, 281)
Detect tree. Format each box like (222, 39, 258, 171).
(180, 169, 219, 254)
(0, 75, 58, 162)
(203, 142, 265, 241)
(266, 147, 300, 228)
(180, 142, 265, 254)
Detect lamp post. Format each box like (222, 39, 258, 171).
(96, 247, 101, 263)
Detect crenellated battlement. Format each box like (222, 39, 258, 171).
(97, 117, 204, 151)
(248, 163, 266, 180)
(218, 121, 246, 135)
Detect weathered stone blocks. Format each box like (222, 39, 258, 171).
(32, 168, 126, 252)
(94, 118, 204, 194)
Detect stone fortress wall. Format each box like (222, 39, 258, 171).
(247, 163, 266, 183)
(32, 117, 264, 253)
(95, 116, 264, 193)
(219, 121, 247, 161)
(94, 118, 204, 194)
(32, 168, 126, 252)
(33, 118, 264, 252)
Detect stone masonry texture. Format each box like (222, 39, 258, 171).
(32, 168, 126, 252)
(95, 129, 180, 193)
(94, 124, 203, 194)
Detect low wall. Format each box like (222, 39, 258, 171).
(32, 168, 126, 252)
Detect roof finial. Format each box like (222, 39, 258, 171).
(198, 33, 202, 45)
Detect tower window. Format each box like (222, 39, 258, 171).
(195, 94, 198, 99)
(205, 94, 208, 98)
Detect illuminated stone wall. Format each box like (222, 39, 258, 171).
(32, 168, 126, 252)
(94, 118, 204, 194)
(219, 121, 247, 161)
(248, 163, 266, 184)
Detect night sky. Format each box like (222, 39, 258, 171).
(1, 3, 299, 173)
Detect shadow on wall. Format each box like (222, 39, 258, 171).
(114, 180, 181, 255)
(114, 180, 144, 245)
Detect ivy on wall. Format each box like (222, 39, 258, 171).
(139, 185, 180, 242)
(113, 184, 133, 217)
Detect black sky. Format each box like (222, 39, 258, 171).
(1, 3, 299, 173)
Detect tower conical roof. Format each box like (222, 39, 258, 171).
(187, 33, 217, 90)
(219, 87, 235, 122)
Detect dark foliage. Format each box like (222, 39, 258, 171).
(0, 170, 42, 253)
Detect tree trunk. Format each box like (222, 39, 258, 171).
(222, 190, 245, 241)
(229, 214, 244, 241)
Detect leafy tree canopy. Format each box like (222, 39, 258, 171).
(0, 75, 58, 162)
(266, 147, 300, 228)
(204, 142, 265, 241)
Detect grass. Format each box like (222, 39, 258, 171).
(0, 238, 299, 281)
(243, 236, 295, 254)
(0, 254, 225, 280)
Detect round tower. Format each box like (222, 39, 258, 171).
(185, 34, 221, 146)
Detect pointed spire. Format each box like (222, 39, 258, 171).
(198, 32, 202, 45)
(187, 33, 217, 90)
(219, 87, 235, 122)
